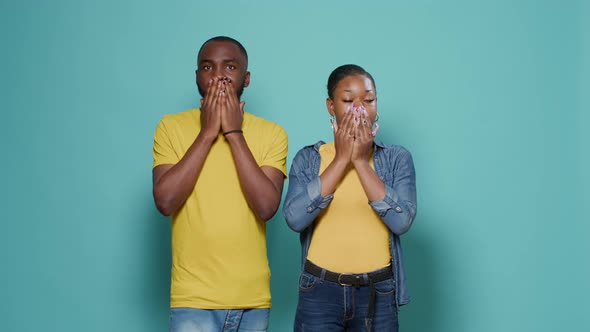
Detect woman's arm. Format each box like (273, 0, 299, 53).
(369, 150, 417, 235)
(283, 147, 334, 232)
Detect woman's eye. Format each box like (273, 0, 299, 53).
(365, 99, 375, 103)
(343, 100, 353, 103)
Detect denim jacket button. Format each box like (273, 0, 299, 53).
(307, 207, 313, 212)
(395, 206, 402, 212)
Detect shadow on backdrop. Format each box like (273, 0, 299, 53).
(399, 222, 442, 332)
(267, 208, 302, 331)
(140, 202, 171, 331)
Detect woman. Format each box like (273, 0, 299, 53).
(283, 64, 417, 332)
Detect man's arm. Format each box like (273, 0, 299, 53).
(152, 79, 223, 216)
(152, 133, 216, 216)
(219, 81, 286, 221)
(226, 133, 285, 221)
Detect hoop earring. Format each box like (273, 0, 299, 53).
(372, 113, 379, 131)
(329, 115, 336, 129)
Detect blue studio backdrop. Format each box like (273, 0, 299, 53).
(1, 1, 589, 331)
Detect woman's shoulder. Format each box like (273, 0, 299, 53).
(296, 140, 326, 152)
(292, 141, 325, 161)
(375, 140, 410, 152)
(375, 140, 413, 161)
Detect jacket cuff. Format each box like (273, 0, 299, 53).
(306, 177, 333, 212)
(369, 185, 404, 216)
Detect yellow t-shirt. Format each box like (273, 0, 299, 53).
(307, 142, 391, 273)
(153, 109, 287, 309)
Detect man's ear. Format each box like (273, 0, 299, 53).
(243, 71, 251, 88)
(326, 98, 335, 116)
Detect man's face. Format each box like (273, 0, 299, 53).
(196, 40, 250, 98)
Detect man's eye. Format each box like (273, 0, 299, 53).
(202, 65, 211, 70)
(226, 65, 236, 70)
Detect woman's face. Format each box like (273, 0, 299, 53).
(326, 74, 377, 126)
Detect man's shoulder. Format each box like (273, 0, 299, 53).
(245, 112, 281, 128)
(245, 112, 286, 135)
(159, 109, 198, 125)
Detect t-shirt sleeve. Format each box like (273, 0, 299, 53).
(153, 117, 180, 168)
(260, 124, 288, 176)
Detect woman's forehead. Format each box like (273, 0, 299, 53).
(336, 75, 375, 93)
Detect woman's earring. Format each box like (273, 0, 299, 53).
(329, 115, 336, 129)
(372, 113, 379, 130)
(372, 113, 380, 136)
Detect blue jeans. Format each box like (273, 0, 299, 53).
(170, 307, 270, 332)
(294, 269, 399, 332)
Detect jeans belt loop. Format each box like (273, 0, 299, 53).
(337, 273, 353, 286)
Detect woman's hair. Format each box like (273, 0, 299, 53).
(327, 64, 376, 99)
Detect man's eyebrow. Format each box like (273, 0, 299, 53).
(343, 89, 374, 92)
(199, 58, 239, 63)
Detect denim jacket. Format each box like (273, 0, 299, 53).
(283, 140, 417, 307)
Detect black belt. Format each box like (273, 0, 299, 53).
(303, 260, 394, 331)
(304, 260, 392, 287)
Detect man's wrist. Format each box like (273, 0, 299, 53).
(197, 129, 219, 143)
(222, 129, 243, 137)
(224, 130, 246, 146)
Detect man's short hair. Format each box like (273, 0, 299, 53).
(197, 36, 248, 68)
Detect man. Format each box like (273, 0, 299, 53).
(152, 36, 288, 332)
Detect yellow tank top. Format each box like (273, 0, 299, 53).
(307, 142, 391, 273)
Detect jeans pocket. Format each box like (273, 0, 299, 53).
(374, 278, 395, 296)
(298, 271, 320, 292)
(374, 279, 397, 319)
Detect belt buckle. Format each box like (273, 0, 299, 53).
(337, 273, 355, 286)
